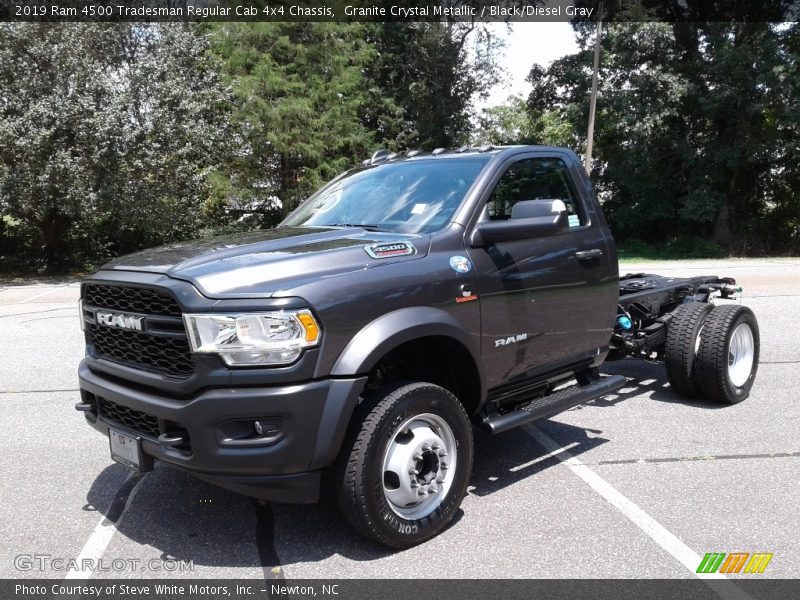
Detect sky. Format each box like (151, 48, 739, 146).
(477, 22, 579, 109)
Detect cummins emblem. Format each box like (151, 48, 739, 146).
(96, 311, 144, 331)
(365, 242, 416, 259)
(494, 333, 527, 347)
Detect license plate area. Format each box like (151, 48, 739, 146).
(109, 428, 150, 472)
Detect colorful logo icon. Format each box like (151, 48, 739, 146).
(696, 552, 773, 574)
(449, 256, 472, 273)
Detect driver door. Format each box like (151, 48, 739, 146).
(467, 154, 616, 389)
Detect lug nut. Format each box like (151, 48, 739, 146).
(428, 486, 437, 494)
(418, 489, 427, 496)
(436, 477, 445, 484)
(413, 452, 422, 460)
(410, 481, 418, 488)
(431, 442, 441, 450)
(438, 450, 447, 457)
(408, 467, 416, 474)
(440, 463, 448, 470)
(421, 443, 430, 451)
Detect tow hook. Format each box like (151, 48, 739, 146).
(158, 432, 187, 451)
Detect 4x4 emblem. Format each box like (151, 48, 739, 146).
(96, 311, 144, 331)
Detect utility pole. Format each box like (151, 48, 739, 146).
(584, 2, 603, 175)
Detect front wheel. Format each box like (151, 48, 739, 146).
(336, 382, 473, 548)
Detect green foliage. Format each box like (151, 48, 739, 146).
(518, 21, 800, 255)
(0, 23, 233, 272)
(208, 23, 378, 219)
(618, 237, 726, 261)
(367, 22, 503, 150)
(209, 22, 502, 222)
(0, 22, 502, 272)
(474, 94, 576, 148)
(474, 95, 535, 145)
(3, 18, 797, 271)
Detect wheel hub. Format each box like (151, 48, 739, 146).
(728, 322, 755, 387)
(414, 447, 439, 481)
(382, 414, 457, 520)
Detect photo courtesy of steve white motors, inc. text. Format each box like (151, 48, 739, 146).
(14, 583, 340, 597)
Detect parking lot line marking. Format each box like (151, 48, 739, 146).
(0, 307, 75, 319)
(596, 450, 800, 465)
(12, 285, 76, 304)
(0, 388, 79, 394)
(524, 425, 753, 600)
(64, 473, 141, 580)
(509, 441, 579, 472)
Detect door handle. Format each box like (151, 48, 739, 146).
(575, 248, 604, 260)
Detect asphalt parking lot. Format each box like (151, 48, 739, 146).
(1, 259, 798, 581)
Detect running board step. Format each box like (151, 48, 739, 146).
(481, 374, 627, 435)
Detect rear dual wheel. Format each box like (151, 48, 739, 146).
(696, 305, 759, 404)
(666, 303, 759, 404)
(665, 302, 714, 398)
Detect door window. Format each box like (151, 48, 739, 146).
(486, 157, 585, 227)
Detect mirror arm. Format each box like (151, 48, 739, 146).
(469, 228, 485, 248)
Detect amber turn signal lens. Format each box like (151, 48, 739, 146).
(297, 312, 320, 343)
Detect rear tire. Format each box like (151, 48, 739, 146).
(664, 302, 714, 398)
(336, 382, 473, 548)
(696, 305, 760, 404)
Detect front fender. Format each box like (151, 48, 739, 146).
(329, 306, 483, 386)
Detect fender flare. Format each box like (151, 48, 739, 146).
(330, 306, 485, 398)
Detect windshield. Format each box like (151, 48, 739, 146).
(282, 157, 490, 234)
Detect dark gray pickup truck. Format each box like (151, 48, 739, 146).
(76, 146, 759, 547)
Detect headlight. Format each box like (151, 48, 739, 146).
(183, 310, 321, 366)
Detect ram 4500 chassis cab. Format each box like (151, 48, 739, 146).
(77, 146, 759, 547)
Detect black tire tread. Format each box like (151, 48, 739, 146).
(696, 305, 759, 404)
(336, 381, 470, 548)
(664, 302, 713, 398)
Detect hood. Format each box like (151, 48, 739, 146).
(102, 227, 429, 297)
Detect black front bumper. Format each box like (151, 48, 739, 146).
(78, 360, 366, 503)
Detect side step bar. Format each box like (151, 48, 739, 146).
(481, 374, 627, 435)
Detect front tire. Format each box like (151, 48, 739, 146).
(696, 305, 760, 404)
(337, 382, 473, 548)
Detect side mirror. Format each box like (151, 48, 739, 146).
(469, 199, 569, 247)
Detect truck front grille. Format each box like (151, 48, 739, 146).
(83, 283, 195, 379)
(89, 324, 195, 378)
(84, 283, 182, 317)
(97, 397, 160, 439)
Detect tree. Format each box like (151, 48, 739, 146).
(0, 23, 232, 271)
(474, 95, 534, 145)
(526, 20, 800, 254)
(365, 22, 503, 150)
(474, 93, 574, 147)
(210, 22, 503, 221)
(0, 21, 506, 270)
(209, 23, 377, 219)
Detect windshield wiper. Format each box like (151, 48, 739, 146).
(329, 223, 388, 232)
